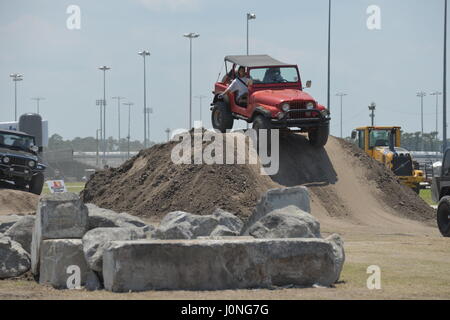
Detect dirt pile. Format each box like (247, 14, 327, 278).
(81, 135, 278, 221)
(0, 188, 39, 215)
(81, 132, 435, 229)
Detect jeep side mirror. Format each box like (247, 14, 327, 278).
(38, 146, 43, 153)
(351, 130, 357, 139)
(30, 145, 39, 153)
(305, 80, 312, 88)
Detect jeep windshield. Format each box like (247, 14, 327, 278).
(249, 67, 299, 84)
(0, 132, 35, 151)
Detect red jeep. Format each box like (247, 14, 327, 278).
(211, 55, 330, 147)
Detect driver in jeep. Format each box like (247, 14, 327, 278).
(219, 66, 253, 107)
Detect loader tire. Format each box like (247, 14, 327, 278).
(437, 196, 450, 237)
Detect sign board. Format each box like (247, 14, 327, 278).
(46, 180, 67, 193)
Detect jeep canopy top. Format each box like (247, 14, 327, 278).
(224, 55, 291, 68)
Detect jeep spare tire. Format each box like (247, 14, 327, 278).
(437, 196, 450, 237)
(212, 101, 234, 133)
(308, 124, 329, 148)
(29, 172, 44, 195)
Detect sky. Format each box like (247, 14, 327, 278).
(0, 0, 447, 142)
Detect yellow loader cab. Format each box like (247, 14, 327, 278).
(351, 126, 425, 193)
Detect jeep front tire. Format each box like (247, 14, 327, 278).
(29, 173, 44, 195)
(212, 101, 234, 133)
(309, 124, 329, 148)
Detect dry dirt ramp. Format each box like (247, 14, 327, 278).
(272, 134, 437, 236)
(0, 188, 38, 215)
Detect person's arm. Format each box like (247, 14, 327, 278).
(220, 79, 236, 97)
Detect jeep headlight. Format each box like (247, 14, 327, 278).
(306, 102, 315, 110)
(28, 160, 36, 167)
(281, 103, 290, 112)
(3, 156, 10, 164)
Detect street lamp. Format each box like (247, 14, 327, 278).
(444, 0, 448, 151)
(112, 96, 125, 153)
(430, 91, 442, 137)
(194, 95, 207, 124)
(138, 50, 151, 148)
(246, 13, 256, 55)
(369, 102, 376, 127)
(123, 102, 134, 159)
(327, 0, 332, 114)
(144, 107, 153, 144)
(165, 128, 171, 142)
(31, 97, 45, 114)
(183, 32, 200, 129)
(417, 91, 427, 150)
(10, 73, 23, 121)
(98, 66, 111, 165)
(336, 92, 347, 138)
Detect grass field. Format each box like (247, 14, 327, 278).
(420, 189, 436, 206)
(42, 182, 85, 195)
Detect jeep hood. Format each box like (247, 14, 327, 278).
(0, 147, 38, 161)
(251, 89, 315, 106)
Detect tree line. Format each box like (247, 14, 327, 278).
(47, 134, 154, 152)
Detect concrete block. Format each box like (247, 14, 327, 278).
(39, 239, 89, 289)
(103, 237, 344, 292)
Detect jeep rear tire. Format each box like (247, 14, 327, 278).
(252, 115, 272, 155)
(309, 124, 329, 148)
(29, 173, 44, 195)
(212, 101, 234, 133)
(437, 196, 450, 237)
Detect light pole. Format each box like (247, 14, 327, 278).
(98, 66, 111, 166)
(430, 91, 442, 138)
(194, 95, 207, 124)
(96, 99, 105, 155)
(145, 107, 153, 145)
(138, 50, 150, 148)
(336, 92, 347, 138)
(444, 0, 448, 151)
(369, 102, 376, 127)
(183, 33, 200, 129)
(327, 0, 332, 114)
(112, 96, 125, 153)
(246, 13, 256, 55)
(165, 128, 171, 142)
(31, 97, 45, 115)
(96, 128, 101, 166)
(417, 91, 426, 150)
(123, 102, 134, 159)
(10, 73, 23, 121)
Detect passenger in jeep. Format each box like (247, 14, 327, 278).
(220, 66, 253, 106)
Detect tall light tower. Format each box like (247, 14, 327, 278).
(10, 73, 23, 121)
(246, 13, 256, 55)
(165, 128, 171, 142)
(369, 102, 376, 127)
(417, 91, 427, 150)
(123, 102, 134, 159)
(98, 66, 111, 165)
(183, 32, 200, 129)
(336, 92, 347, 138)
(145, 107, 153, 144)
(430, 91, 442, 137)
(138, 50, 151, 148)
(31, 97, 45, 114)
(444, 0, 448, 151)
(194, 95, 207, 124)
(112, 96, 125, 153)
(327, 0, 332, 114)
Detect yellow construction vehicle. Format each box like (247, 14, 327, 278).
(351, 126, 425, 193)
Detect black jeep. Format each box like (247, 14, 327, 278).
(0, 129, 46, 195)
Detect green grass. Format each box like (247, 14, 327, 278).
(420, 189, 436, 206)
(42, 182, 85, 195)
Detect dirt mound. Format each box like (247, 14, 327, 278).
(0, 188, 39, 215)
(81, 132, 435, 231)
(81, 136, 278, 221)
